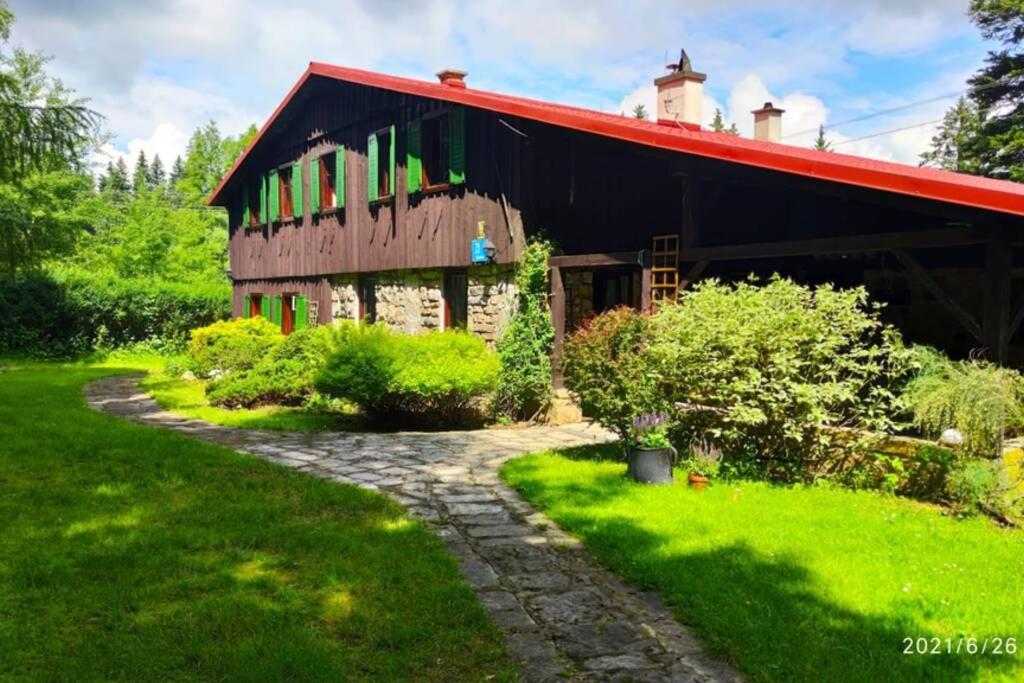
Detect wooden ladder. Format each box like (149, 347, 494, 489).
(651, 234, 680, 303)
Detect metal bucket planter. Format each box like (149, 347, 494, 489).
(626, 446, 676, 484)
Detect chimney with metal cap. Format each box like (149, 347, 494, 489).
(752, 102, 785, 142)
(436, 69, 467, 88)
(654, 48, 705, 129)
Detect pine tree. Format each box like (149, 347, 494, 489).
(632, 103, 648, 120)
(711, 108, 726, 132)
(964, 0, 1024, 180)
(813, 125, 833, 152)
(148, 153, 166, 189)
(726, 122, 739, 136)
(920, 97, 981, 172)
(97, 160, 114, 191)
(131, 149, 148, 194)
(104, 157, 130, 193)
(169, 155, 185, 187)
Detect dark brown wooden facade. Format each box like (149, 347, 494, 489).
(220, 72, 1024, 363)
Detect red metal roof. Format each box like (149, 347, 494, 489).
(208, 62, 1024, 218)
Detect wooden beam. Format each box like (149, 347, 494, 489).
(549, 251, 643, 268)
(679, 227, 985, 262)
(640, 263, 652, 311)
(891, 249, 983, 343)
(549, 265, 566, 388)
(680, 259, 709, 290)
(983, 231, 1012, 363)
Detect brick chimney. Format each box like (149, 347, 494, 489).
(436, 69, 467, 88)
(655, 48, 705, 129)
(752, 102, 785, 143)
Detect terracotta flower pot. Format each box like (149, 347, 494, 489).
(626, 447, 674, 484)
(688, 472, 710, 491)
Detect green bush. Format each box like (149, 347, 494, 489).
(188, 317, 282, 377)
(0, 271, 230, 357)
(316, 328, 499, 426)
(494, 240, 555, 420)
(561, 307, 663, 439)
(206, 324, 352, 408)
(903, 346, 1024, 460)
(647, 278, 913, 476)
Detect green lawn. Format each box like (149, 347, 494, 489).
(503, 447, 1024, 683)
(0, 363, 513, 681)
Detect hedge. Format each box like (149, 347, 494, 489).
(0, 271, 231, 357)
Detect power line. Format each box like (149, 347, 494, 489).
(830, 117, 944, 147)
(783, 72, 1015, 140)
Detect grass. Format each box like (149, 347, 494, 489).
(503, 446, 1024, 683)
(0, 362, 514, 681)
(106, 352, 363, 431)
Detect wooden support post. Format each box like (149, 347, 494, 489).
(983, 230, 1011, 363)
(641, 263, 652, 311)
(550, 265, 566, 388)
(891, 249, 983, 343)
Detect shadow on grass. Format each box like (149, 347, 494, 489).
(505, 456, 1019, 683)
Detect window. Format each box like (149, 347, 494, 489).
(246, 178, 263, 226)
(368, 127, 394, 202)
(279, 166, 294, 218)
(318, 153, 336, 209)
(444, 271, 468, 330)
(422, 113, 450, 190)
(594, 269, 637, 313)
(249, 293, 263, 318)
(358, 276, 377, 323)
(281, 293, 296, 335)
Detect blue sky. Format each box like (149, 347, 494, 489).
(9, 0, 992, 169)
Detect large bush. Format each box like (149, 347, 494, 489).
(647, 278, 913, 476)
(494, 240, 555, 420)
(0, 271, 230, 357)
(206, 323, 352, 408)
(316, 327, 499, 426)
(188, 317, 282, 376)
(561, 307, 663, 439)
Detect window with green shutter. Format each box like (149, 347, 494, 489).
(407, 120, 422, 193)
(268, 170, 280, 222)
(369, 126, 395, 202)
(243, 294, 251, 319)
(242, 186, 250, 227)
(309, 154, 320, 213)
(295, 295, 309, 330)
(421, 111, 451, 190)
(272, 295, 282, 326)
(260, 175, 268, 225)
(336, 146, 346, 209)
(449, 106, 465, 185)
(260, 294, 271, 319)
(291, 160, 303, 220)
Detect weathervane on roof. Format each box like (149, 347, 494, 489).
(667, 48, 693, 74)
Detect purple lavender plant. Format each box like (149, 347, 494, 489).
(629, 411, 672, 449)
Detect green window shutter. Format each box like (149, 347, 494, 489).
(242, 185, 250, 227)
(268, 169, 280, 222)
(389, 124, 396, 196)
(272, 295, 282, 326)
(367, 133, 378, 201)
(243, 294, 251, 318)
(260, 175, 267, 224)
(407, 120, 422, 193)
(260, 295, 271, 319)
(295, 295, 309, 330)
(336, 146, 346, 208)
(309, 155, 320, 214)
(292, 160, 303, 219)
(449, 107, 465, 185)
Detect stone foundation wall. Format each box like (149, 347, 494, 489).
(330, 275, 359, 322)
(329, 266, 516, 345)
(468, 265, 517, 345)
(563, 270, 594, 332)
(376, 269, 444, 333)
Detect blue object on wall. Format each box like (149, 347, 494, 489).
(471, 238, 492, 264)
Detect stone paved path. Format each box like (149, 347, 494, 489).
(86, 375, 740, 682)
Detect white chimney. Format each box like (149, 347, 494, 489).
(752, 102, 785, 143)
(655, 49, 705, 129)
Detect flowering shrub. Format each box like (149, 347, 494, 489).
(629, 412, 671, 449)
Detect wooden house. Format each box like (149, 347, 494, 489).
(208, 60, 1024, 366)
